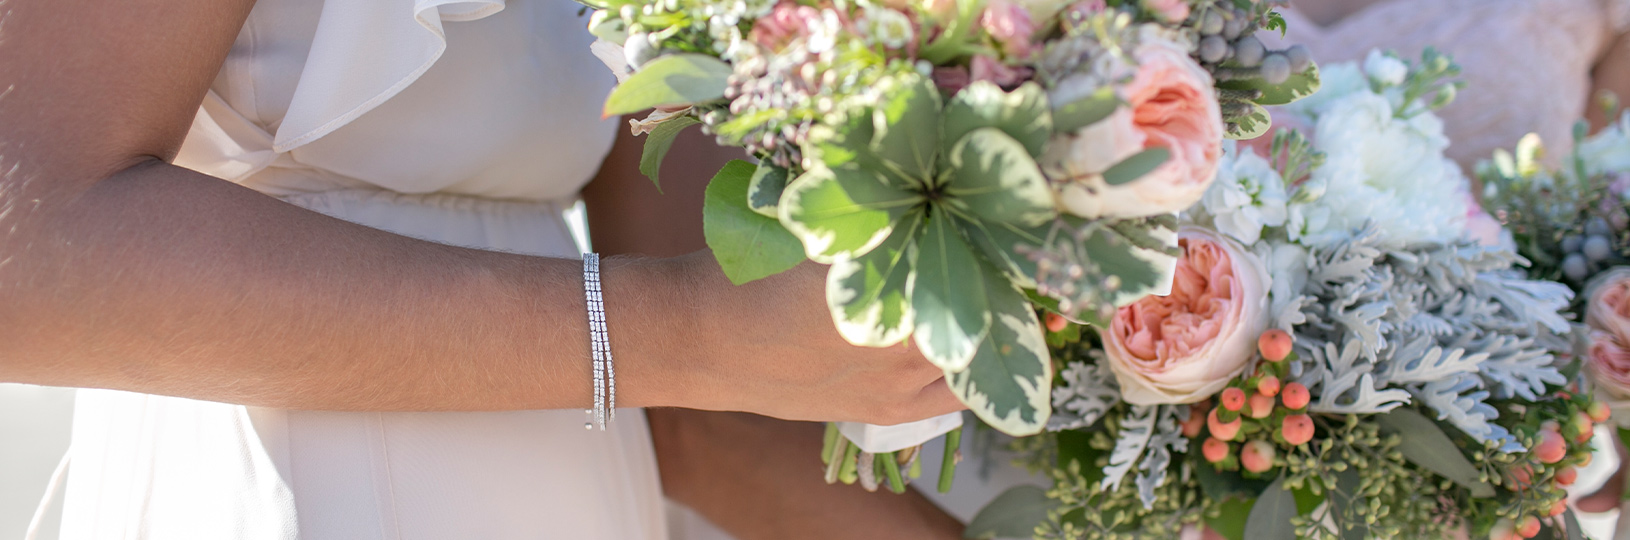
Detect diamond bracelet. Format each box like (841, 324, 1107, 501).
(583, 253, 615, 431)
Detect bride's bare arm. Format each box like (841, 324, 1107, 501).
(0, 0, 961, 424)
(1589, 31, 1630, 130)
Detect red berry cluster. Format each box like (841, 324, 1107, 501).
(1491, 390, 1612, 540)
(1189, 329, 1314, 475)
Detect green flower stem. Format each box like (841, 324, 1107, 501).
(881, 451, 906, 494)
(821, 423, 840, 465)
(939, 426, 962, 493)
(909, 451, 923, 479)
(824, 436, 849, 484)
(840, 442, 862, 485)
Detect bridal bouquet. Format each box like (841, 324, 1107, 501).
(972, 51, 1604, 540)
(579, 0, 1318, 492)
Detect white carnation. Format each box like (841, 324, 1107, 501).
(1580, 111, 1630, 176)
(1362, 50, 1408, 87)
(1199, 146, 1288, 245)
(1299, 91, 1468, 246)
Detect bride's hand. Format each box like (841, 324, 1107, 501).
(646, 252, 965, 425)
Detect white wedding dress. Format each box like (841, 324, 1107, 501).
(37, 0, 669, 538)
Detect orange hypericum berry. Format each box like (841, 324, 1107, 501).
(1573, 411, 1595, 444)
(1516, 515, 1541, 538)
(1202, 437, 1230, 463)
(1208, 408, 1242, 441)
(1045, 312, 1069, 332)
(1241, 440, 1276, 473)
(1247, 393, 1275, 419)
(1258, 329, 1294, 362)
(1281, 382, 1310, 410)
(1589, 401, 1612, 423)
(1181, 406, 1207, 438)
(1281, 414, 1315, 446)
(1256, 375, 1281, 397)
(1507, 464, 1534, 488)
(1535, 429, 1567, 464)
(1555, 466, 1578, 486)
(1549, 500, 1568, 517)
(1220, 388, 1246, 411)
(1488, 518, 1518, 540)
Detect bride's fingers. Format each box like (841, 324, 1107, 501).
(910, 377, 966, 418)
(1580, 434, 1630, 513)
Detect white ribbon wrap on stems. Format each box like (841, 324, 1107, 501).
(838, 412, 964, 454)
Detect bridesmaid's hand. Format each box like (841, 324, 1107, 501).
(651, 253, 966, 425)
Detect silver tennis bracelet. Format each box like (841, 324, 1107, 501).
(582, 253, 616, 430)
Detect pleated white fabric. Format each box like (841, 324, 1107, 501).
(58, 0, 668, 538)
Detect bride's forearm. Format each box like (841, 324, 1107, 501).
(0, 159, 693, 411)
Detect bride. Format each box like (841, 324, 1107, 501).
(0, 0, 966, 538)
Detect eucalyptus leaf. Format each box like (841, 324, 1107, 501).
(912, 211, 991, 371)
(1205, 496, 1254, 540)
(1375, 408, 1495, 498)
(964, 486, 1056, 539)
(747, 163, 790, 218)
(638, 116, 701, 191)
(1225, 102, 1273, 140)
(946, 252, 1051, 435)
(779, 166, 921, 263)
(1101, 147, 1171, 186)
(703, 160, 807, 285)
(943, 128, 1057, 227)
(826, 211, 921, 347)
(604, 53, 732, 116)
(1217, 64, 1322, 107)
(942, 81, 1053, 158)
(1243, 477, 1298, 540)
(871, 75, 943, 184)
(1052, 88, 1122, 134)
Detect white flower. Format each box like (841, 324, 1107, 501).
(1362, 50, 1408, 87)
(1580, 111, 1630, 176)
(1299, 91, 1468, 245)
(590, 39, 632, 84)
(1199, 146, 1288, 245)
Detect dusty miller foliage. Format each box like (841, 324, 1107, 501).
(1051, 360, 1191, 509)
(1281, 222, 1572, 452)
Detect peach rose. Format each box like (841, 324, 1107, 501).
(1587, 269, 1630, 421)
(1102, 228, 1271, 405)
(1046, 34, 1223, 219)
(1142, 0, 1190, 22)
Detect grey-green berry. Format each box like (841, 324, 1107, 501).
(1586, 217, 1612, 236)
(1563, 253, 1590, 281)
(1234, 36, 1264, 67)
(1222, 14, 1246, 39)
(1200, 10, 1225, 35)
(1285, 45, 1313, 73)
(1584, 235, 1614, 262)
(1199, 36, 1229, 63)
(1563, 235, 1584, 253)
(1261, 53, 1291, 85)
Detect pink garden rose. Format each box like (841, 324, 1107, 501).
(1586, 269, 1630, 424)
(750, 2, 825, 52)
(969, 54, 1033, 89)
(1102, 228, 1271, 405)
(1142, 0, 1190, 22)
(980, 0, 1038, 58)
(1046, 34, 1223, 219)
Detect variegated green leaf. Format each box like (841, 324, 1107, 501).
(778, 166, 922, 263)
(826, 211, 922, 347)
(870, 74, 943, 184)
(911, 211, 991, 371)
(941, 81, 1053, 158)
(946, 254, 1051, 435)
(942, 128, 1057, 228)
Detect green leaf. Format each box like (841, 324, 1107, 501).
(1291, 483, 1325, 515)
(1101, 147, 1171, 186)
(604, 53, 732, 116)
(962, 219, 1049, 288)
(779, 165, 922, 263)
(963, 486, 1056, 539)
(942, 81, 1054, 158)
(943, 128, 1058, 227)
(826, 210, 921, 347)
(1052, 88, 1122, 134)
(1243, 477, 1298, 540)
(1056, 429, 1104, 478)
(1374, 407, 1495, 498)
(1205, 496, 1255, 540)
(703, 160, 808, 285)
(747, 163, 790, 218)
(946, 253, 1051, 435)
(1217, 64, 1322, 107)
(1226, 103, 1273, 140)
(1564, 509, 1584, 540)
(1195, 459, 1273, 500)
(638, 116, 701, 191)
(870, 74, 943, 184)
(912, 211, 991, 371)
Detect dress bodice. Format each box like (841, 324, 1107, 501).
(1265, 0, 1630, 168)
(175, 0, 618, 201)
